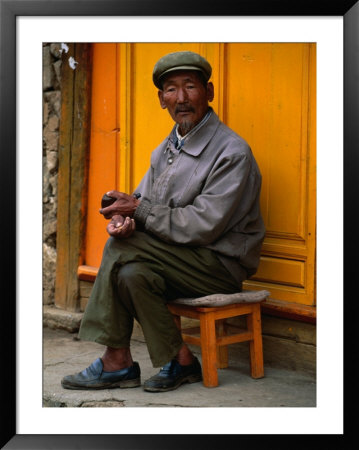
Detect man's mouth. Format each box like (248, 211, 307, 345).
(175, 106, 195, 114)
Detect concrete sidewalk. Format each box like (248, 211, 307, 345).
(43, 325, 316, 408)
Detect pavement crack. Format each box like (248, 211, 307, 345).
(44, 360, 65, 368)
(79, 398, 126, 407)
(144, 403, 198, 407)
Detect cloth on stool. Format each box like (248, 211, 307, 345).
(170, 289, 270, 307)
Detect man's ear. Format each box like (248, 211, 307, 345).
(158, 90, 167, 109)
(207, 82, 214, 103)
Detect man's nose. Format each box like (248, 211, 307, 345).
(176, 88, 187, 102)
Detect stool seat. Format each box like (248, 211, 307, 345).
(168, 289, 269, 387)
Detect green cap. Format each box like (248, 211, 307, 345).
(153, 51, 212, 89)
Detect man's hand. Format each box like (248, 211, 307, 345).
(99, 190, 140, 219)
(106, 214, 136, 238)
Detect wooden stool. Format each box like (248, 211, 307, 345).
(168, 290, 269, 387)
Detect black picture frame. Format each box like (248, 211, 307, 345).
(1, 0, 357, 448)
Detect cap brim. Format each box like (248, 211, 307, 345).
(157, 66, 208, 88)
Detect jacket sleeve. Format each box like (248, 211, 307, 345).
(134, 152, 254, 246)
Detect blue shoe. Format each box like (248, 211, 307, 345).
(61, 358, 141, 390)
(144, 357, 202, 392)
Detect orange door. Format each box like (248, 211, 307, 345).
(83, 43, 316, 306)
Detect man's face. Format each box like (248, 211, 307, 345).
(158, 70, 214, 135)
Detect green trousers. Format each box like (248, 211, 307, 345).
(79, 231, 240, 367)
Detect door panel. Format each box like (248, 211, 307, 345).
(85, 44, 118, 262)
(222, 43, 316, 304)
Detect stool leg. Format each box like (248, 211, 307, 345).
(247, 304, 264, 379)
(216, 319, 229, 369)
(199, 312, 218, 387)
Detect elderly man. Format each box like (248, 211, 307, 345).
(61, 51, 265, 393)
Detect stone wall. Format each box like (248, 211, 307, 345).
(43, 43, 62, 305)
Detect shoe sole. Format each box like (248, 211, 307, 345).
(143, 374, 202, 392)
(61, 377, 141, 390)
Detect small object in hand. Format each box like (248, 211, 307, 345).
(101, 194, 116, 209)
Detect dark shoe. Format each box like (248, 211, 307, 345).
(61, 358, 141, 390)
(144, 357, 202, 392)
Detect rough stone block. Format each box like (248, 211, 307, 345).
(44, 130, 59, 152)
(53, 60, 62, 86)
(43, 101, 50, 126)
(44, 91, 61, 116)
(43, 305, 83, 333)
(43, 46, 54, 90)
(47, 115, 60, 132)
(46, 150, 58, 172)
(43, 243, 57, 304)
(50, 43, 62, 58)
(49, 174, 58, 197)
(43, 219, 57, 241)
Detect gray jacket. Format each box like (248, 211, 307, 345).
(134, 110, 265, 286)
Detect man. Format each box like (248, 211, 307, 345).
(61, 51, 265, 393)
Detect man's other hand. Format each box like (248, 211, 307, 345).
(107, 215, 136, 238)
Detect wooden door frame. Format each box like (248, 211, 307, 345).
(55, 43, 93, 312)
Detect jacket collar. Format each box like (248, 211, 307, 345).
(166, 108, 220, 157)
